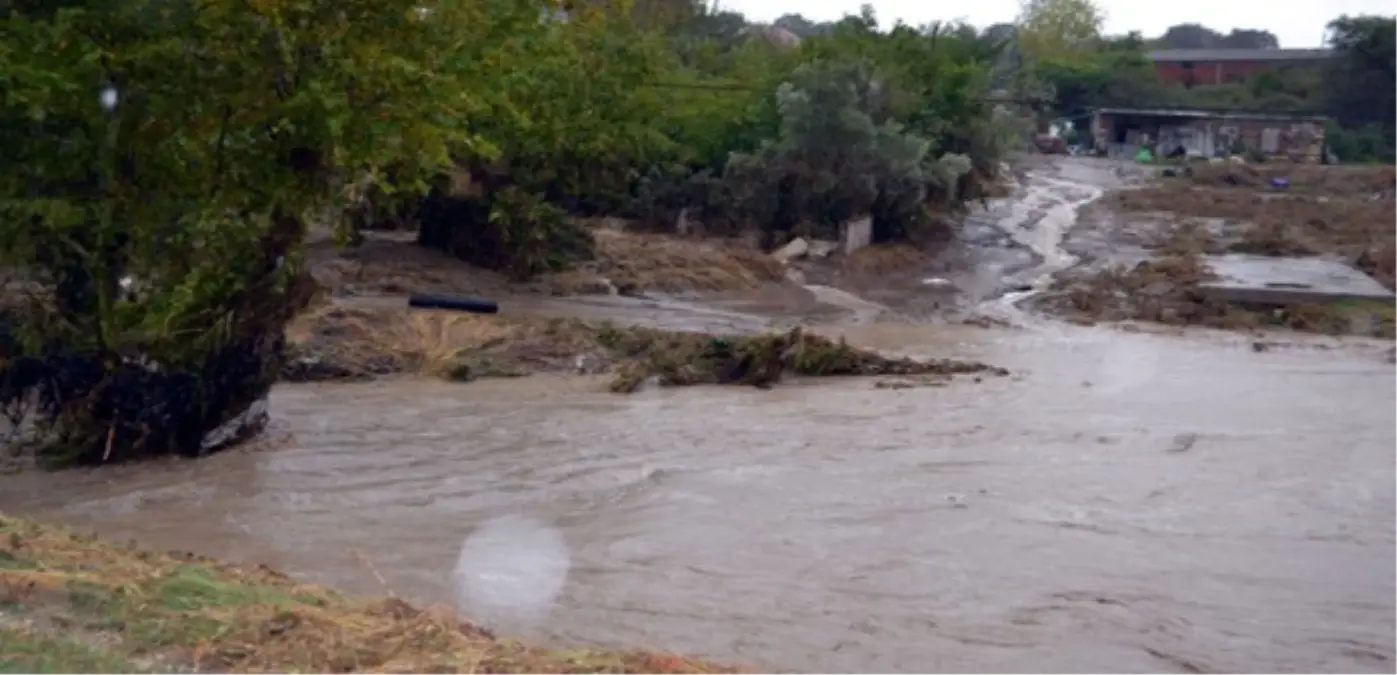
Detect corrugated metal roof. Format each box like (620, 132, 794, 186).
(1093, 106, 1329, 122)
(1147, 48, 1332, 63)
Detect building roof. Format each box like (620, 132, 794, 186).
(1147, 48, 1333, 63)
(1093, 106, 1330, 123)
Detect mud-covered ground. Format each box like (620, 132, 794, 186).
(293, 194, 1025, 390)
(308, 226, 791, 301)
(1033, 162, 1396, 338)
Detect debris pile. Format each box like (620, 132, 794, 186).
(309, 226, 792, 301)
(538, 227, 789, 296)
(1106, 181, 1395, 287)
(605, 325, 1006, 392)
(281, 304, 1008, 391)
(1039, 224, 1395, 338)
(1183, 162, 1396, 199)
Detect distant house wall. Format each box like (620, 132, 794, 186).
(1148, 49, 1332, 87)
(1153, 60, 1296, 86)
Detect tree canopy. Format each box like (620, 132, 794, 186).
(1, 0, 1025, 466)
(1014, 0, 1104, 62)
(1322, 15, 1397, 161)
(1154, 24, 1280, 50)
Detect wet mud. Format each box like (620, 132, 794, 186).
(1035, 161, 1397, 338)
(2, 156, 1393, 673)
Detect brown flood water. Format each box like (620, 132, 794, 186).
(2, 321, 1393, 673)
(3, 158, 1394, 672)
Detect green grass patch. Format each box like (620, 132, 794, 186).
(0, 513, 736, 673)
(0, 627, 141, 673)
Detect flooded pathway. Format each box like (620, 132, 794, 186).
(2, 159, 1393, 673)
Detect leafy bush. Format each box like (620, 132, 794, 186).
(1326, 122, 1397, 164)
(412, 8, 1011, 256)
(416, 181, 596, 281)
(0, 0, 1014, 467)
(714, 60, 972, 244)
(0, 0, 494, 466)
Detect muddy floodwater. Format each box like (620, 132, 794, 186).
(3, 159, 1394, 673)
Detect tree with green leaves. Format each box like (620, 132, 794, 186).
(719, 59, 971, 244)
(0, 0, 1020, 468)
(1033, 50, 1164, 120)
(0, 0, 547, 466)
(413, 2, 687, 275)
(1322, 14, 1396, 162)
(1154, 24, 1279, 50)
(1014, 0, 1105, 62)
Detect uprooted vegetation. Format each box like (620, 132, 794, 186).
(309, 227, 791, 300)
(1036, 163, 1395, 339)
(600, 324, 1003, 392)
(0, 514, 732, 674)
(1182, 162, 1396, 200)
(283, 305, 1007, 390)
(1041, 258, 1395, 338)
(535, 228, 790, 296)
(1106, 169, 1396, 288)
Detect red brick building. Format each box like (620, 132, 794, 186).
(1148, 49, 1332, 87)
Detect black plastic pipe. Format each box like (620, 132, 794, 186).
(407, 293, 499, 314)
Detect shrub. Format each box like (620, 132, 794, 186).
(715, 60, 972, 245)
(0, 0, 495, 466)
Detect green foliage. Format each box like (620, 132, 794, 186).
(413, 2, 701, 270)
(416, 181, 595, 280)
(1024, 12, 1397, 166)
(1033, 49, 1164, 119)
(1326, 122, 1396, 164)
(456, 3, 674, 208)
(1325, 15, 1396, 125)
(2, 0, 1017, 466)
(717, 60, 972, 243)
(1153, 23, 1279, 50)
(1323, 15, 1396, 162)
(653, 42, 795, 171)
(1031, 36, 1326, 123)
(804, 19, 1009, 196)
(1014, 0, 1105, 62)
(0, 0, 501, 465)
(421, 0, 1013, 246)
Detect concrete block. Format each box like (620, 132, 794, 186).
(842, 215, 873, 255)
(1197, 254, 1395, 306)
(771, 237, 809, 263)
(807, 239, 839, 259)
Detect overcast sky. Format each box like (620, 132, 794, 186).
(721, 0, 1395, 48)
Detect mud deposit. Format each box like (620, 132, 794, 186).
(3, 158, 1394, 673)
(1033, 161, 1396, 339)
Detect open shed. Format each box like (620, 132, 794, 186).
(1090, 107, 1328, 163)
